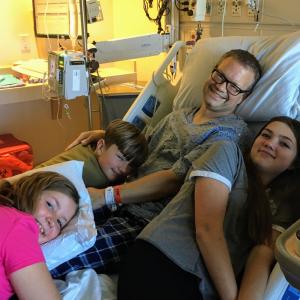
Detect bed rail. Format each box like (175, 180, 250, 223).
(123, 40, 185, 129)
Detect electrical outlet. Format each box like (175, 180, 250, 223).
(19, 34, 31, 54)
(245, 0, 256, 17)
(217, 0, 226, 15)
(247, 7, 255, 17)
(232, 0, 241, 16)
(245, 0, 255, 8)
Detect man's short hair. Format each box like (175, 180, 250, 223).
(104, 119, 148, 168)
(217, 49, 262, 91)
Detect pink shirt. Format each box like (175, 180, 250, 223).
(0, 206, 45, 300)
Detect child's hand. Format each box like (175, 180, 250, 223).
(65, 130, 105, 150)
(87, 187, 105, 209)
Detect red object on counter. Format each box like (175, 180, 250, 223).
(0, 134, 33, 178)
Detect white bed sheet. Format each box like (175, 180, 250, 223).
(55, 269, 117, 300)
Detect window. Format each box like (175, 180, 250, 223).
(32, 0, 81, 38)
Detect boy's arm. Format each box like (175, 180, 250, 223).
(237, 229, 280, 300)
(89, 169, 182, 210)
(194, 177, 238, 300)
(66, 130, 105, 150)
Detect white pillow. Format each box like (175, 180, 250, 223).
(7, 160, 96, 270)
(173, 31, 300, 121)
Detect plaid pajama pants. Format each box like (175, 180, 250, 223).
(50, 206, 148, 279)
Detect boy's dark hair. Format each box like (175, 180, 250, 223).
(104, 119, 148, 168)
(217, 49, 262, 92)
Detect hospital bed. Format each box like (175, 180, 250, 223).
(62, 30, 300, 299)
(10, 30, 300, 299)
(121, 30, 300, 300)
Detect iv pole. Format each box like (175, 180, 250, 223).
(76, 0, 179, 130)
(79, 0, 93, 130)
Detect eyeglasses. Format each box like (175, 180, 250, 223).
(211, 68, 252, 96)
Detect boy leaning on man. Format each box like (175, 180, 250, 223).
(36, 119, 148, 190)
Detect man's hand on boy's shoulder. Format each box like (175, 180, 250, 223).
(88, 187, 106, 209)
(65, 130, 105, 150)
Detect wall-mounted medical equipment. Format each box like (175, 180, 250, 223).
(48, 51, 89, 100)
(172, 0, 207, 21)
(94, 33, 171, 64)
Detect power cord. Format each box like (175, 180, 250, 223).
(143, 0, 170, 33)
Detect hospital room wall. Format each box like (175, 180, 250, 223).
(0, 0, 161, 77)
(35, 0, 115, 60)
(0, 0, 162, 165)
(0, 0, 116, 67)
(0, 0, 104, 164)
(1, 0, 299, 74)
(34, 0, 164, 82)
(111, 0, 167, 82)
(0, 93, 102, 165)
(0, 0, 38, 66)
(180, 0, 300, 43)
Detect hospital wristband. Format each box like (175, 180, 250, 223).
(113, 185, 122, 205)
(104, 186, 117, 212)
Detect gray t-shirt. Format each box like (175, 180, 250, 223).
(123, 107, 248, 221)
(139, 141, 249, 299)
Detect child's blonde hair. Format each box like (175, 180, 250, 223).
(0, 171, 80, 215)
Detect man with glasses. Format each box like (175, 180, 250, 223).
(211, 68, 253, 96)
(50, 49, 262, 278)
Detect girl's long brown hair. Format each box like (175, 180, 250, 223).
(245, 116, 300, 245)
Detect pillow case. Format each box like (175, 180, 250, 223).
(173, 31, 300, 121)
(7, 160, 96, 270)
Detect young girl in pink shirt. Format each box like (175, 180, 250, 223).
(0, 171, 80, 300)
